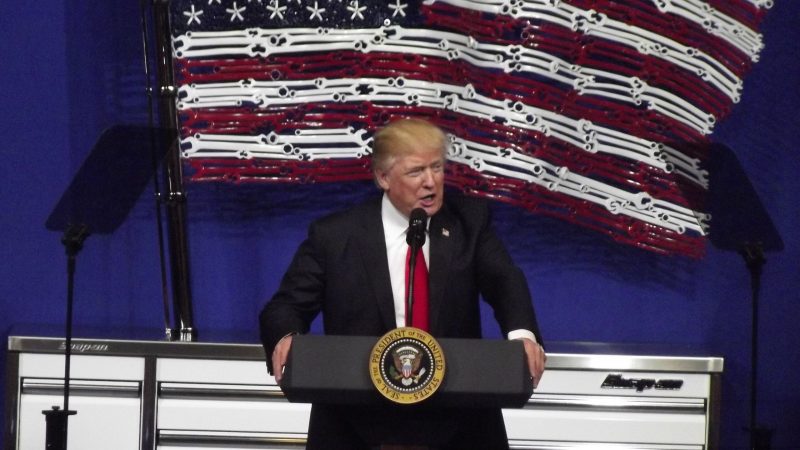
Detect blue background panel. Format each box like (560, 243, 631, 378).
(1, 2, 798, 448)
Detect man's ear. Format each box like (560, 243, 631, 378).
(375, 169, 390, 191)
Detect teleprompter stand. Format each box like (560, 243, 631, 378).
(704, 143, 784, 450)
(43, 125, 173, 450)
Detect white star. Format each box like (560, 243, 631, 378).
(347, 0, 366, 20)
(267, 0, 287, 19)
(183, 5, 204, 25)
(389, 0, 407, 17)
(208, 0, 221, 4)
(226, 1, 246, 21)
(306, 1, 326, 21)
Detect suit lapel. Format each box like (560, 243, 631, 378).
(356, 199, 397, 331)
(428, 205, 455, 334)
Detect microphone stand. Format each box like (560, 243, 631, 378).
(42, 224, 89, 450)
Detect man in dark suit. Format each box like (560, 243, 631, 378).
(260, 119, 545, 449)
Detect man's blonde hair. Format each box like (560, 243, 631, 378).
(371, 119, 447, 174)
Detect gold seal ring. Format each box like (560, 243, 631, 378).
(368, 327, 446, 404)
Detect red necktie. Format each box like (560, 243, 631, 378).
(405, 246, 429, 331)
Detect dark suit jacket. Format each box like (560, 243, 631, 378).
(259, 193, 542, 449)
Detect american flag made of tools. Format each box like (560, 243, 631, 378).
(169, 0, 770, 257)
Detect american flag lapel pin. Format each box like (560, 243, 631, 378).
(442, 228, 450, 237)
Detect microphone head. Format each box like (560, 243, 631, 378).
(407, 208, 428, 247)
(409, 208, 427, 225)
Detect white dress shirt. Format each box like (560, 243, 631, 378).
(381, 194, 428, 328)
(380, 195, 536, 344)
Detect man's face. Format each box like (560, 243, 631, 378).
(375, 147, 445, 217)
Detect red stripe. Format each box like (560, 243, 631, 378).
(187, 157, 373, 184)
(563, 0, 756, 73)
(177, 51, 710, 144)
(172, 0, 768, 258)
(707, 0, 768, 30)
(448, 164, 706, 257)
(180, 103, 703, 209)
(423, 3, 752, 79)
(186, 157, 704, 257)
(424, 9, 741, 121)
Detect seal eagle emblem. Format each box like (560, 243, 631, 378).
(369, 327, 446, 404)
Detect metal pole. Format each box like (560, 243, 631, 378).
(741, 243, 771, 450)
(151, 0, 196, 341)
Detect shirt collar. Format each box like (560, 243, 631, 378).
(381, 194, 409, 241)
(381, 194, 432, 242)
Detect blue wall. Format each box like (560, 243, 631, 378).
(1, 2, 798, 448)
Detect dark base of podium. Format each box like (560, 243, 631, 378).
(308, 402, 509, 449)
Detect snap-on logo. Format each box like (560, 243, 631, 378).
(58, 342, 109, 353)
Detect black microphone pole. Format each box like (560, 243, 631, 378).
(405, 208, 427, 327)
(43, 224, 88, 450)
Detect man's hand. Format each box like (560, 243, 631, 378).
(272, 334, 293, 384)
(517, 338, 546, 389)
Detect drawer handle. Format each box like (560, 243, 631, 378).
(158, 429, 306, 447)
(158, 382, 285, 400)
(527, 394, 705, 414)
(22, 378, 141, 398)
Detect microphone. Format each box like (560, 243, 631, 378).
(406, 208, 427, 248)
(405, 208, 427, 328)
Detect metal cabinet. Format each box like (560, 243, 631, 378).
(156, 358, 309, 449)
(5, 336, 722, 450)
(12, 353, 144, 450)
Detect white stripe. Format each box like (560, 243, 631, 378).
(651, 0, 765, 61)
(181, 128, 371, 160)
(174, 26, 722, 134)
(448, 136, 708, 235)
(745, 0, 774, 10)
(424, 0, 749, 101)
(181, 130, 708, 235)
(177, 77, 708, 187)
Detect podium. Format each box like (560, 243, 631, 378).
(279, 334, 533, 447)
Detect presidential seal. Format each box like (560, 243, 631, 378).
(369, 327, 446, 404)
